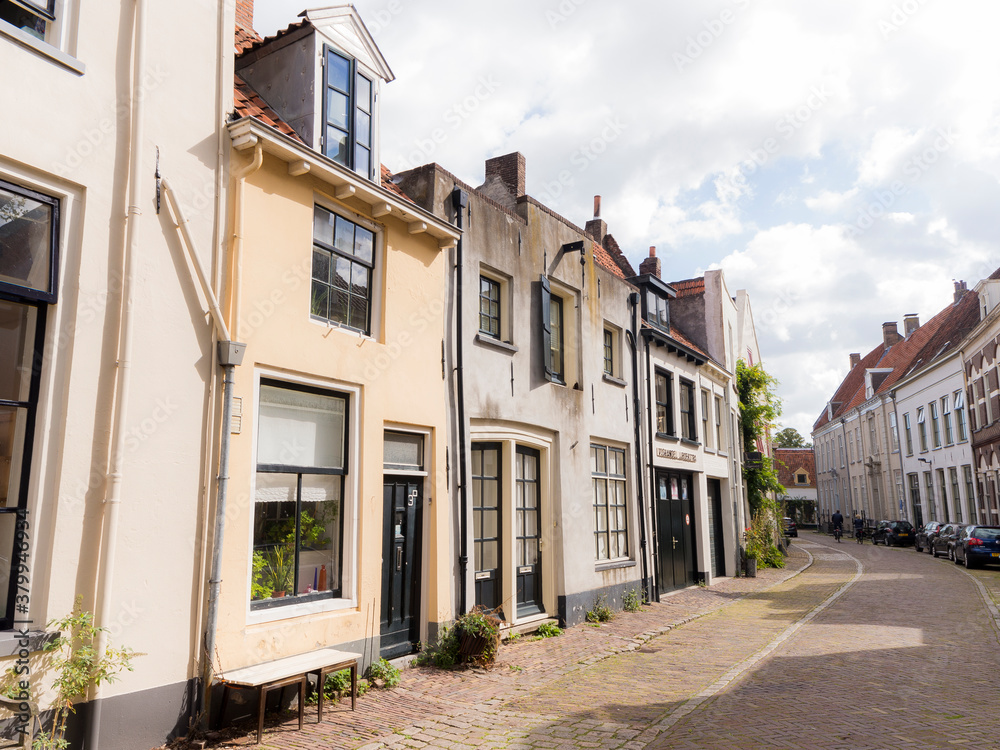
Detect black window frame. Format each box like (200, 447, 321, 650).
(655, 370, 674, 437)
(679, 378, 696, 442)
(0, 178, 60, 304)
(0, 293, 46, 631)
(311, 204, 376, 335)
(603, 328, 614, 376)
(644, 289, 669, 331)
(479, 275, 501, 340)
(540, 275, 565, 385)
(322, 45, 376, 181)
(591, 443, 628, 561)
(251, 378, 350, 610)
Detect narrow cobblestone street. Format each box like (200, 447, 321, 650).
(219, 534, 1000, 750)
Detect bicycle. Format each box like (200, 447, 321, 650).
(855, 528, 864, 544)
(833, 526, 842, 543)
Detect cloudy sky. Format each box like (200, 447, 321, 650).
(254, 0, 1000, 439)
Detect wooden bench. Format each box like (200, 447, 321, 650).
(217, 647, 361, 744)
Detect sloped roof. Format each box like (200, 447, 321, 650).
(237, 19, 310, 56)
(671, 277, 705, 298)
(813, 288, 982, 432)
(593, 242, 627, 280)
(234, 74, 303, 143)
(601, 235, 637, 278)
(235, 24, 261, 54)
(774, 448, 816, 488)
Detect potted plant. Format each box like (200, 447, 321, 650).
(261, 545, 294, 597)
(745, 552, 758, 578)
(454, 606, 502, 667)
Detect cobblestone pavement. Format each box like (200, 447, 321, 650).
(218, 534, 1000, 749)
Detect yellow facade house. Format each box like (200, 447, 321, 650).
(213, 3, 460, 714)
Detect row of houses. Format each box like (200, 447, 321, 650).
(0, 2, 768, 747)
(812, 274, 1000, 531)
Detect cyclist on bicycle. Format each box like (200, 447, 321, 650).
(853, 514, 864, 543)
(831, 510, 844, 542)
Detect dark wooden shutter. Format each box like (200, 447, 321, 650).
(540, 275, 552, 381)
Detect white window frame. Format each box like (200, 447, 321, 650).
(0, 0, 83, 74)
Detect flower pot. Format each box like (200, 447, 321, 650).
(458, 631, 491, 657)
(745, 558, 757, 578)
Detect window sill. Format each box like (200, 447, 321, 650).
(248, 593, 356, 625)
(602, 373, 627, 388)
(0, 629, 57, 657)
(680, 438, 700, 448)
(595, 558, 636, 572)
(0, 21, 85, 75)
(474, 333, 518, 354)
(655, 432, 678, 442)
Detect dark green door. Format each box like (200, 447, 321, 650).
(380, 478, 422, 659)
(472, 443, 502, 611)
(515, 446, 542, 617)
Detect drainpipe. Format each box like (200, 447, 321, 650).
(160, 180, 244, 729)
(643, 334, 660, 600)
(625, 294, 649, 599)
(230, 142, 263, 339)
(451, 187, 469, 616)
(87, 0, 147, 746)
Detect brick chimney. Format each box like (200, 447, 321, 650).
(903, 313, 919, 338)
(639, 246, 661, 279)
(585, 195, 607, 242)
(850, 353, 861, 369)
(882, 321, 902, 348)
(954, 280, 968, 303)
(236, 0, 255, 31)
(484, 152, 525, 199)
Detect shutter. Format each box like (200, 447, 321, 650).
(540, 275, 552, 381)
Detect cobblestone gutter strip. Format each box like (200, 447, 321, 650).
(650, 544, 863, 737)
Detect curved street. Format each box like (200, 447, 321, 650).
(227, 533, 1000, 750)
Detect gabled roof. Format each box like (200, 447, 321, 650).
(302, 6, 394, 82)
(671, 277, 705, 298)
(813, 288, 982, 432)
(599, 235, 637, 279)
(774, 448, 816, 488)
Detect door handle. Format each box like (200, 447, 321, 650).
(396, 546, 403, 571)
(672, 537, 678, 549)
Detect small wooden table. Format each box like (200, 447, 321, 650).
(217, 648, 361, 743)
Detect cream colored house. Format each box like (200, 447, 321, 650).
(0, 0, 233, 747)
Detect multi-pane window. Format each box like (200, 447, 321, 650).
(848, 430, 854, 462)
(955, 391, 968, 441)
(839, 435, 845, 466)
(701, 390, 712, 449)
(908, 473, 920, 517)
(796, 473, 808, 485)
(592, 444, 627, 561)
(549, 294, 564, 383)
(903, 413, 913, 455)
(923, 471, 935, 518)
(323, 47, 375, 180)
(603, 328, 614, 376)
(950, 467, 962, 523)
(937, 470, 948, 517)
(471, 443, 500, 595)
(942, 396, 953, 445)
(311, 205, 375, 333)
(963, 465, 976, 520)
(917, 407, 928, 451)
(645, 290, 668, 329)
(715, 396, 724, 452)
(479, 276, 501, 339)
(0, 0, 54, 41)
(679, 379, 696, 441)
(930, 402, 941, 448)
(0, 179, 57, 631)
(655, 371, 674, 436)
(889, 412, 899, 452)
(252, 381, 347, 606)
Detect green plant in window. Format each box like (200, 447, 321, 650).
(260, 545, 295, 596)
(250, 550, 270, 600)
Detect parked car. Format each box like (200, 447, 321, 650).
(931, 523, 963, 559)
(872, 519, 915, 547)
(782, 517, 798, 537)
(953, 526, 1000, 569)
(915, 521, 944, 553)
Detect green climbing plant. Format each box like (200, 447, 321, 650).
(736, 359, 786, 516)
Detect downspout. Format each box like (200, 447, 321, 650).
(839, 419, 854, 517)
(644, 333, 660, 600)
(625, 294, 649, 599)
(88, 0, 147, 746)
(160, 179, 245, 730)
(230, 142, 264, 339)
(451, 188, 469, 616)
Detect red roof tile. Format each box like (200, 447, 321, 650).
(380, 165, 415, 204)
(601, 235, 637, 278)
(774, 448, 816, 488)
(593, 242, 627, 280)
(234, 74, 303, 143)
(235, 24, 261, 54)
(237, 19, 310, 57)
(671, 277, 705, 297)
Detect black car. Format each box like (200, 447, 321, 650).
(782, 517, 798, 537)
(931, 523, 964, 559)
(915, 521, 944, 553)
(872, 519, 915, 547)
(953, 525, 1000, 569)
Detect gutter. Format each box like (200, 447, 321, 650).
(626, 294, 650, 600)
(644, 336, 660, 600)
(451, 188, 469, 615)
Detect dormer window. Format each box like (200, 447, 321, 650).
(323, 47, 375, 180)
(645, 290, 669, 330)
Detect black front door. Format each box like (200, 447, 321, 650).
(472, 443, 502, 611)
(515, 446, 542, 617)
(380, 478, 422, 659)
(656, 472, 696, 594)
(707, 478, 725, 577)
